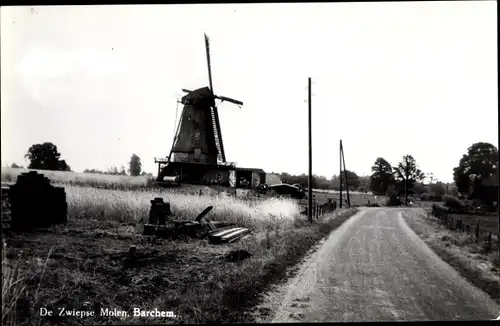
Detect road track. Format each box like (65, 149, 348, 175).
(268, 207, 499, 322)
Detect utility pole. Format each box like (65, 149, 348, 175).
(308, 77, 313, 223)
(405, 160, 408, 206)
(339, 140, 342, 209)
(341, 140, 351, 207)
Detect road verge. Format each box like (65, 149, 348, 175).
(402, 208, 500, 306)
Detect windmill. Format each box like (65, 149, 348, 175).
(155, 34, 253, 186)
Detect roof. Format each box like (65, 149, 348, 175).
(236, 167, 266, 173)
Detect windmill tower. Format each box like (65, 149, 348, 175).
(155, 34, 246, 186)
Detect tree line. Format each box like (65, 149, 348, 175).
(16, 142, 148, 177)
(275, 171, 368, 192)
(13, 141, 498, 208)
(368, 142, 498, 207)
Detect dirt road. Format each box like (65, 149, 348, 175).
(265, 207, 499, 322)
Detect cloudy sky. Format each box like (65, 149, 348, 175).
(1, 2, 497, 183)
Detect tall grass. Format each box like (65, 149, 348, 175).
(1, 167, 153, 189)
(2, 240, 26, 326)
(2, 167, 304, 231)
(65, 185, 302, 232)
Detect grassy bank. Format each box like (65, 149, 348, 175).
(402, 209, 500, 306)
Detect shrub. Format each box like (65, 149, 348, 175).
(443, 195, 464, 210)
(385, 196, 402, 206)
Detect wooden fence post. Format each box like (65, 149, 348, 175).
(475, 221, 480, 239)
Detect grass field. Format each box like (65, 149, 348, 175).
(1, 168, 386, 205)
(304, 189, 386, 207)
(1, 167, 360, 325)
(447, 213, 499, 236)
(402, 209, 500, 306)
(1, 167, 154, 190)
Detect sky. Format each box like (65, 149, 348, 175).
(1, 2, 497, 183)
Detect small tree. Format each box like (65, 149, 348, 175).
(84, 168, 104, 174)
(25, 142, 70, 171)
(119, 165, 127, 176)
(429, 181, 446, 200)
(128, 154, 142, 177)
(453, 142, 498, 198)
(369, 157, 394, 195)
(393, 154, 425, 206)
(340, 170, 360, 190)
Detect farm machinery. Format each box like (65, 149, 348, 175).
(142, 197, 252, 244)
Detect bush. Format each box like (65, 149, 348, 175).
(443, 195, 463, 209)
(385, 196, 402, 207)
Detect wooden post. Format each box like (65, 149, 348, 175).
(308, 77, 313, 223)
(339, 140, 342, 209)
(475, 220, 480, 239)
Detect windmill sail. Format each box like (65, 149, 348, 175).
(167, 34, 242, 166)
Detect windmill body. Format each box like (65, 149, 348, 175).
(154, 35, 265, 189)
(170, 87, 219, 165)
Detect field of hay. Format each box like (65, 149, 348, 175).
(2, 167, 361, 324)
(1, 167, 153, 190)
(65, 185, 302, 232)
(2, 167, 303, 231)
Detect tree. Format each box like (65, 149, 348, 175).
(369, 158, 394, 195)
(447, 183, 459, 197)
(340, 170, 360, 190)
(393, 154, 425, 205)
(453, 142, 498, 197)
(128, 154, 142, 176)
(358, 176, 370, 193)
(119, 165, 127, 176)
(413, 182, 428, 197)
(107, 166, 119, 175)
(429, 181, 446, 200)
(25, 142, 70, 171)
(426, 172, 435, 184)
(83, 168, 104, 174)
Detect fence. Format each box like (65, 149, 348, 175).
(298, 199, 338, 219)
(431, 204, 495, 252)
